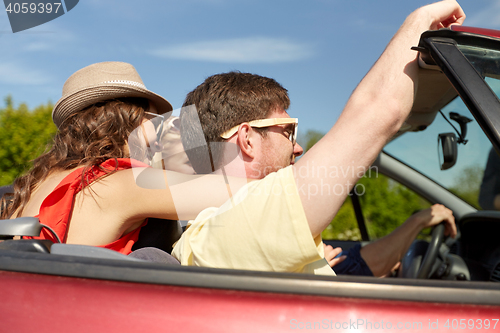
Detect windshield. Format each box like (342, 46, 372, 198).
(385, 98, 488, 209)
(385, 42, 500, 210)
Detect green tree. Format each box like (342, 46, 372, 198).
(0, 96, 57, 186)
(301, 129, 430, 241)
(322, 197, 362, 240)
(357, 173, 430, 239)
(322, 173, 430, 241)
(301, 130, 324, 152)
(449, 164, 483, 209)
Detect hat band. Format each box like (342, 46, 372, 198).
(102, 80, 147, 89)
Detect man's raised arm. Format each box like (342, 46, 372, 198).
(294, 0, 465, 237)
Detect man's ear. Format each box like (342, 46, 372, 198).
(236, 123, 256, 159)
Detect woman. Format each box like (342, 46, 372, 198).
(0, 62, 247, 254)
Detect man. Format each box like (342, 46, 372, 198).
(172, 0, 463, 276)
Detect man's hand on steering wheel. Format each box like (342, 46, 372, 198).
(401, 204, 457, 279)
(407, 204, 457, 239)
(322, 204, 456, 278)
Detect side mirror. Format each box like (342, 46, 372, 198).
(438, 133, 457, 170)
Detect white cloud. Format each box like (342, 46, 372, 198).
(23, 41, 52, 51)
(466, 2, 500, 28)
(150, 37, 314, 63)
(20, 26, 75, 52)
(1, 24, 75, 56)
(0, 62, 50, 85)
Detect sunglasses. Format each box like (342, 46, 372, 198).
(139, 112, 166, 166)
(143, 112, 165, 144)
(220, 118, 298, 146)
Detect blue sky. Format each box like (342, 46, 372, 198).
(1, 0, 499, 137)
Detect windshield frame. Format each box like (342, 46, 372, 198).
(418, 29, 500, 153)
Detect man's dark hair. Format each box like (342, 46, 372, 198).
(180, 72, 290, 173)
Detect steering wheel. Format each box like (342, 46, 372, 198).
(401, 223, 445, 279)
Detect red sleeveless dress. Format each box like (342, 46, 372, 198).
(25, 158, 149, 255)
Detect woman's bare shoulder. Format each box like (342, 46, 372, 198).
(20, 168, 78, 218)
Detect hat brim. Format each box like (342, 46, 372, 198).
(52, 83, 173, 128)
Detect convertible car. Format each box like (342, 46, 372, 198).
(1, 26, 500, 332)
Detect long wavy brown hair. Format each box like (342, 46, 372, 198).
(0, 97, 149, 219)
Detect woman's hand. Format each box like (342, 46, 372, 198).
(323, 243, 346, 268)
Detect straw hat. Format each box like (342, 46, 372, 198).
(52, 61, 173, 128)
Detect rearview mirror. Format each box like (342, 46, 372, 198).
(438, 133, 457, 170)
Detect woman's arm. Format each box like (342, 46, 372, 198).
(105, 168, 251, 221)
